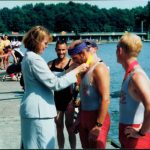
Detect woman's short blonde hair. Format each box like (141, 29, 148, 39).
(23, 26, 52, 53)
(118, 32, 142, 57)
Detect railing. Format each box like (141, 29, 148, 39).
(0, 32, 148, 42)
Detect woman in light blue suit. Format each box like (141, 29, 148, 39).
(20, 26, 89, 149)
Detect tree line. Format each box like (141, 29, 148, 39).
(0, 1, 150, 34)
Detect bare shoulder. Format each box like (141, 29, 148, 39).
(131, 71, 149, 85)
(94, 62, 109, 75)
(47, 60, 53, 68)
(130, 70, 150, 97)
(92, 62, 110, 84)
(128, 70, 150, 105)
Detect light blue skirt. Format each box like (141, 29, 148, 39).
(21, 118, 56, 149)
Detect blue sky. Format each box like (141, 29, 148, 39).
(0, 0, 149, 9)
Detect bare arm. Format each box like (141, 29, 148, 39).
(94, 63, 110, 125)
(132, 72, 150, 133)
(89, 63, 110, 141)
(31, 58, 88, 91)
(11, 50, 17, 64)
(0, 54, 9, 58)
(125, 71, 150, 138)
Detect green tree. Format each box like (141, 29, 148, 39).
(0, 1, 149, 33)
(0, 7, 11, 32)
(9, 7, 25, 32)
(0, 17, 6, 32)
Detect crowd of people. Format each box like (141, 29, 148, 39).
(1, 25, 150, 149)
(0, 34, 23, 81)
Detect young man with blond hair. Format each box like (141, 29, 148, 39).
(117, 33, 150, 148)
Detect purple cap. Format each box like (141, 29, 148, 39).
(83, 39, 98, 48)
(68, 42, 87, 56)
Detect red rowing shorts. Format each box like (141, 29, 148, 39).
(119, 123, 150, 149)
(79, 110, 110, 149)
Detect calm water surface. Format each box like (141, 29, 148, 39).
(21, 42, 150, 143)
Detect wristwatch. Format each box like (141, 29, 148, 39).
(96, 122, 102, 127)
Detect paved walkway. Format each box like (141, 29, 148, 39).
(0, 79, 118, 149)
(0, 80, 22, 149)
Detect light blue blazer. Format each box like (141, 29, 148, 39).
(20, 51, 77, 118)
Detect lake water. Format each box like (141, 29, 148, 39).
(20, 42, 150, 143)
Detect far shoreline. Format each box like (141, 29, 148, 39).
(49, 40, 150, 45)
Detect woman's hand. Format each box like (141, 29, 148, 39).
(74, 63, 89, 74)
